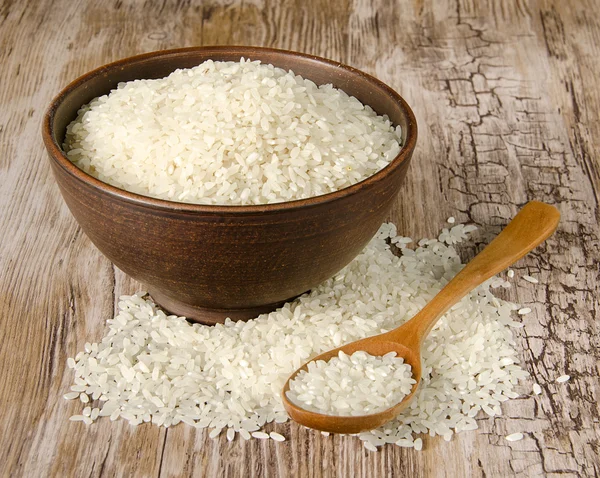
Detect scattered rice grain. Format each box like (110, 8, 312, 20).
(270, 432, 286, 442)
(63, 221, 532, 449)
(364, 442, 378, 452)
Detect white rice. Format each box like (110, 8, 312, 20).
(270, 432, 286, 442)
(286, 351, 415, 416)
(556, 375, 570, 383)
(505, 432, 524, 442)
(363, 442, 378, 452)
(69, 415, 92, 425)
(395, 438, 414, 447)
(522, 275, 539, 284)
(63, 59, 402, 205)
(532, 383, 542, 395)
(65, 222, 531, 451)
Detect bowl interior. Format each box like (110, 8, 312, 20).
(48, 47, 415, 172)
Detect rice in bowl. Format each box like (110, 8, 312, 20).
(64, 58, 402, 205)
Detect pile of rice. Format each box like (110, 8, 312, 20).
(65, 222, 533, 451)
(63, 59, 402, 205)
(287, 351, 415, 416)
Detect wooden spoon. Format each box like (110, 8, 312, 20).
(282, 201, 560, 434)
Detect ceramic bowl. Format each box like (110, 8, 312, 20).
(43, 46, 417, 324)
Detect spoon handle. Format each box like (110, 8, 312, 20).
(388, 201, 560, 344)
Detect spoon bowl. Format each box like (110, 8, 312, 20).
(282, 201, 560, 434)
(282, 337, 422, 434)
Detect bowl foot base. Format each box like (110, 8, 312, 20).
(148, 288, 305, 325)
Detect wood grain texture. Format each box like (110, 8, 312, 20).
(0, 0, 598, 477)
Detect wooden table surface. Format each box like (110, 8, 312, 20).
(1, 0, 599, 476)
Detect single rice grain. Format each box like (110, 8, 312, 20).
(270, 432, 286, 442)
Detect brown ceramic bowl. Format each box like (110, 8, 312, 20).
(42, 46, 417, 325)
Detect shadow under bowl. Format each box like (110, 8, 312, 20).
(42, 46, 417, 324)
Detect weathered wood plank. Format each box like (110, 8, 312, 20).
(0, 0, 598, 476)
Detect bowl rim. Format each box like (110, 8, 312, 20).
(42, 46, 417, 215)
